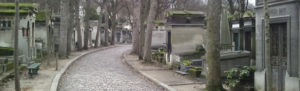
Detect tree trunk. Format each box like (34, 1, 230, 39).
(205, 0, 223, 90)
(67, 1, 75, 55)
(83, 0, 90, 50)
(264, 0, 272, 90)
(14, 0, 21, 91)
(132, 0, 141, 54)
(75, 0, 82, 51)
(143, 0, 157, 62)
(227, 0, 235, 15)
(239, 0, 245, 50)
(46, 0, 51, 66)
(138, 0, 150, 60)
(95, 11, 102, 48)
(104, 8, 109, 46)
(111, 15, 116, 45)
(59, 0, 69, 58)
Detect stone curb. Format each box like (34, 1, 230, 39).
(50, 46, 116, 91)
(122, 50, 176, 91)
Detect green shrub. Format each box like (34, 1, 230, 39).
(19, 65, 27, 71)
(5, 62, 27, 72)
(0, 47, 14, 56)
(183, 60, 192, 66)
(152, 51, 165, 64)
(162, 58, 166, 64)
(191, 66, 202, 71)
(224, 66, 255, 87)
(152, 52, 158, 60)
(158, 48, 166, 52)
(6, 62, 14, 72)
(171, 62, 180, 70)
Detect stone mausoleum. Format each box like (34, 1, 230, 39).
(255, 0, 300, 91)
(0, 3, 37, 64)
(165, 11, 206, 65)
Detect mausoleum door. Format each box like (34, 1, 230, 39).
(233, 33, 239, 51)
(245, 31, 251, 51)
(270, 23, 287, 91)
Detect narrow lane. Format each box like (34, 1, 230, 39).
(58, 45, 163, 91)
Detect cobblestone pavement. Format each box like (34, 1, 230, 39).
(58, 45, 163, 91)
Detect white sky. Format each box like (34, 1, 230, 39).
(249, 0, 256, 5)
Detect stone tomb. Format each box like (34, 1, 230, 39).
(255, 0, 300, 91)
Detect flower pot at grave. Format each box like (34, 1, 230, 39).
(188, 68, 202, 77)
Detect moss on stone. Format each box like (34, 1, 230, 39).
(0, 3, 36, 8)
(0, 3, 37, 14)
(0, 47, 14, 56)
(153, 20, 165, 26)
(166, 10, 205, 17)
(0, 9, 29, 14)
(36, 11, 46, 21)
(188, 67, 202, 77)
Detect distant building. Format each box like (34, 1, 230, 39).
(230, 14, 255, 59)
(114, 25, 131, 44)
(0, 3, 37, 63)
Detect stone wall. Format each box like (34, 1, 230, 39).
(170, 26, 205, 55)
(151, 31, 166, 49)
(202, 51, 251, 76)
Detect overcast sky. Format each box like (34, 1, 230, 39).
(249, 0, 256, 6)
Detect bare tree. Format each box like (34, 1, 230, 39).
(94, 13, 102, 48)
(75, 0, 82, 51)
(155, 0, 173, 19)
(103, 3, 110, 46)
(123, 0, 134, 28)
(132, 0, 141, 54)
(226, 0, 235, 14)
(59, 0, 69, 58)
(237, 0, 248, 50)
(264, 0, 272, 90)
(143, 0, 157, 62)
(67, 0, 75, 55)
(94, 0, 106, 48)
(171, 0, 207, 11)
(83, 0, 91, 50)
(106, 0, 124, 45)
(45, 0, 52, 65)
(138, 0, 150, 60)
(205, 0, 223, 90)
(14, 0, 21, 91)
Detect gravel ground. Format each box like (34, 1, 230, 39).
(58, 45, 163, 91)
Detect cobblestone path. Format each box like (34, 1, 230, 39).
(58, 45, 163, 91)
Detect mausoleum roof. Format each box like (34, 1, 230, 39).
(166, 10, 205, 17)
